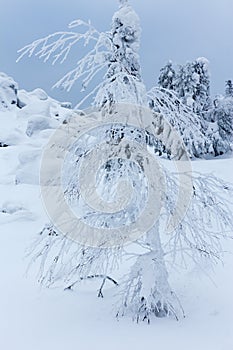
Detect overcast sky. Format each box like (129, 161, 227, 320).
(1, 0, 233, 105)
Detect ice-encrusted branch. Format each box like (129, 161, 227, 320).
(17, 20, 99, 64)
(148, 87, 209, 157)
(17, 20, 113, 104)
(163, 171, 233, 266)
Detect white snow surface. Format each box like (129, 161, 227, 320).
(0, 82, 233, 350)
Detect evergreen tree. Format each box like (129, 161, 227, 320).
(153, 60, 210, 158)
(148, 86, 209, 158)
(158, 60, 176, 90)
(18, 0, 233, 323)
(94, 0, 147, 107)
(176, 61, 198, 109)
(208, 94, 233, 155)
(225, 80, 233, 97)
(192, 57, 211, 115)
(174, 57, 211, 117)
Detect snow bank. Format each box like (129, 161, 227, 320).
(0, 72, 18, 111)
(0, 73, 73, 184)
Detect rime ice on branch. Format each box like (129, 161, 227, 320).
(17, 1, 146, 108)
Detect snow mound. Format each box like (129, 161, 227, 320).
(0, 72, 18, 111)
(26, 115, 58, 137)
(16, 149, 41, 185)
(0, 73, 73, 184)
(1, 200, 25, 214)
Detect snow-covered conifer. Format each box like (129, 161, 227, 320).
(158, 60, 176, 91)
(94, 1, 147, 107)
(192, 57, 211, 115)
(174, 58, 211, 117)
(17, 0, 146, 108)
(18, 0, 233, 323)
(225, 80, 233, 97)
(148, 86, 209, 158)
(175, 62, 196, 108)
(208, 94, 233, 155)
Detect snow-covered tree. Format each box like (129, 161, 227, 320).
(17, 0, 146, 108)
(179, 59, 233, 157)
(158, 60, 176, 91)
(174, 58, 211, 117)
(192, 57, 211, 115)
(31, 148, 233, 322)
(225, 80, 233, 97)
(148, 87, 209, 158)
(174, 62, 197, 109)
(155, 58, 216, 157)
(19, 0, 233, 323)
(20, 0, 174, 320)
(207, 94, 233, 155)
(94, 0, 147, 107)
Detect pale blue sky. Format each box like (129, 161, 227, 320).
(1, 0, 233, 105)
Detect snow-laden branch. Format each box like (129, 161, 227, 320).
(27, 164, 233, 322)
(17, 20, 100, 64)
(163, 171, 233, 266)
(17, 20, 114, 105)
(148, 87, 209, 157)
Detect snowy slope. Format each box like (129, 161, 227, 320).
(0, 80, 233, 350)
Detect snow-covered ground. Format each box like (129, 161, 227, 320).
(0, 82, 233, 350)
